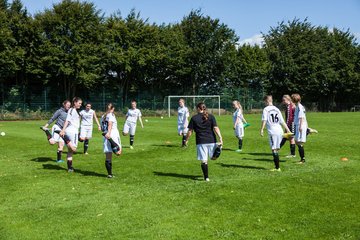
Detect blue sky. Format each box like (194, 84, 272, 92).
(14, 0, 360, 44)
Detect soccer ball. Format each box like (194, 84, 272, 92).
(0, 132, 5, 136)
(161, 116, 163, 119)
(145, 119, 148, 122)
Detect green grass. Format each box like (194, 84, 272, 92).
(0, 112, 359, 239)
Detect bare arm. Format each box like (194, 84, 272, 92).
(281, 122, 291, 133)
(260, 120, 266, 136)
(105, 121, 113, 139)
(93, 111, 101, 130)
(60, 120, 69, 137)
(138, 116, 144, 128)
(185, 129, 193, 145)
(299, 117, 304, 132)
(213, 126, 223, 145)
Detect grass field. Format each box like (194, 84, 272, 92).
(0, 112, 359, 239)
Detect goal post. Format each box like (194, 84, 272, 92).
(167, 95, 221, 117)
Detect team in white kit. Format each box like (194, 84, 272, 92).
(41, 94, 313, 178)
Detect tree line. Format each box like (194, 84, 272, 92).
(0, 0, 359, 111)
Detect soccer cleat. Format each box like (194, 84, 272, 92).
(84, 152, 89, 155)
(285, 155, 296, 158)
(235, 149, 242, 152)
(270, 168, 281, 172)
(130, 146, 134, 150)
(297, 159, 306, 164)
(205, 178, 210, 182)
(40, 126, 49, 131)
(283, 132, 294, 139)
(56, 159, 64, 163)
(68, 168, 74, 173)
(308, 128, 318, 134)
(107, 174, 114, 178)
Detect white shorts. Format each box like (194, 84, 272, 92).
(51, 125, 64, 143)
(123, 121, 136, 135)
(268, 133, 282, 150)
(65, 130, 78, 148)
(80, 126, 93, 139)
(295, 124, 307, 143)
(196, 143, 216, 161)
(103, 131, 121, 153)
(234, 124, 244, 138)
(177, 125, 188, 135)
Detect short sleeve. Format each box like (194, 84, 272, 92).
(138, 110, 142, 117)
(211, 115, 217, 127)
(298, 106, 305, 118)
(261, 109, 267, 121)
(188, 118, 194, 130)
(107, 113, 116, 123)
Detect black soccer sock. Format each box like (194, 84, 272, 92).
(54, 130, 71, 144)
(57, 150, 62, 161)
(84, 139, 89, 153)
(290, 144, 296, 155)
(44, 130, 52, 140)
(272, 152, 280, 169)
(182, 135, 187, 146)
(130, 135, 134, 146)
(67, 160, 73, 170)
(306, 128, 310, 136)
(280, 138, 287, 148)
(105, 159, 112, 175)
(298, 145, 305, 160)
(238, 138, 243, 150)
(201, 163, 209, 179)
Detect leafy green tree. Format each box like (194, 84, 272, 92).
(35, 0, 105, 98)
(179, 10, 238, 95)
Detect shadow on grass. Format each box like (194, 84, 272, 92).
(42, 164, 107, 178)
(151, 144, 179, 148)
(153, 171, 201, 180)
(31, 157, 55, 162)
(222, 148, 235, 151)
(247, 152, 273, 156)
(241, 157, 286, 162)
(217, 163, 267, 170)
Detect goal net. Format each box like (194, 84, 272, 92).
(167, 95, 221, 117)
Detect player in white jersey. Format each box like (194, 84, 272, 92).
(123, 100, 144, 149)
(260, 95, 291, 171)
(177, 98, 189, 147)
(232, 100, 248, 152)
(60, 97, 82, 172)
(291, 93, 308, 164)
(102, 103, 121, 178)
(79, 103, 101, 154)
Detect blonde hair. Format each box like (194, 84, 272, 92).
(232, 100, 243, 110)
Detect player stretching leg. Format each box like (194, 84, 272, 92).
(101, 103, 122, 178)
(122, 100, 143, 149)
(232, 100, 248, 152)
(79, 102, 101, 154)
(177, 98, 189, 147)
(60, 97, 82, 172)
(41, 100, 71, 163)
(260, 95, 291, 171)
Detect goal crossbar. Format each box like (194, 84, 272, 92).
(167, 95, 221, 117)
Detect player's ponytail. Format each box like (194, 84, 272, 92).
(71, 97, 82, 107)
(197, 102, 208, 121)
(105, 103, 115, 114)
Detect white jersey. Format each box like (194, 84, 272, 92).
(262, 105, 285, 135)
(126, 108, 142, 123)
(80, 109, 94, 127)
(104, 113, 118, 131)
(294, 103, 308, 127)
(65, 108, 80, 132)
(177, 106, 189, 125)
(233, 108, 244, 125)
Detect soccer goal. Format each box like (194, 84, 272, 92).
(167, 95, 221, 117)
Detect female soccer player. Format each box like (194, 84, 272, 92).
(232, 100, 248, 152)
(41, 100, 71, 163)
(79, 102, 101, 154)
(260, 95, 291, 171)
(279, 95, 297, 158)
(291, 93, 307, 164)
(122, 100, 143, 149)
(60, 97, 82, 172)
(101, 103, 121, 178)
(177, 98, 189, 147)
(185, 102, 223, 181)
